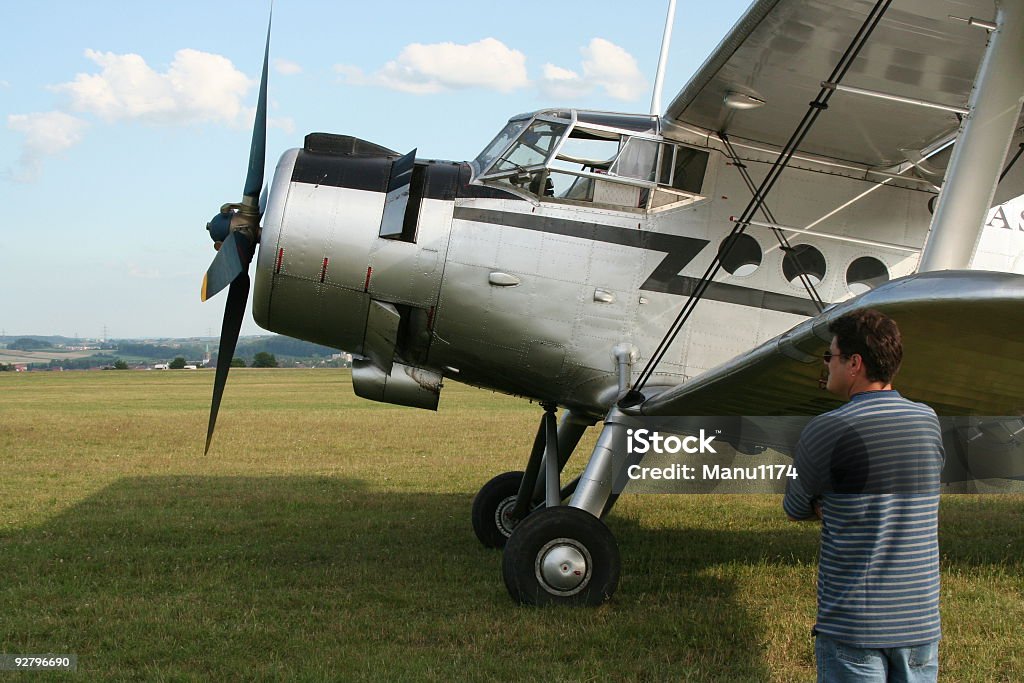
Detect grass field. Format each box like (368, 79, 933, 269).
(1, 370, 1021, 681)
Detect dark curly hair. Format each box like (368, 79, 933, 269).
(828, 309, 902, 383)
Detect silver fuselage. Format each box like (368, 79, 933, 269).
(252, 126, 942, 417)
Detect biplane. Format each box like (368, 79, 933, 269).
(201, 0, 1024, 604)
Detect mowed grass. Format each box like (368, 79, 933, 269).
(0, 370, 1021, 681)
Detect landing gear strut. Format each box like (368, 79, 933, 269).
(471, 407, 593, 549)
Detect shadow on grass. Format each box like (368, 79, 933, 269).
(1, 477, 1020, 680)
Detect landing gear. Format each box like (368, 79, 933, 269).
(475, 405, 633, 605)
(502, 506, 620, 606)
(471, 471, 525, 548)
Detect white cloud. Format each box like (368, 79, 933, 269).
(5, 48, 268, 182)
(581, 38, 647, 101)
(5, 111, 88, 182)
(537, 63, 590, 100)
(0, 80, 10, 89)
(269, 116, 295, 135)
(274, 59, 302, 76)
(541, 38, 647, 102)
(336, 38, 528, 94)
(52, 48, 253, 126)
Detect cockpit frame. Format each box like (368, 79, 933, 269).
(471, 109, 711, 214)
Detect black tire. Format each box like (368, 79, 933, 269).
(502, 506, 620, 606)
(472, 471, 526, 548)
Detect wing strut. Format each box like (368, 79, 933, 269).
(627, 0, 893, 401)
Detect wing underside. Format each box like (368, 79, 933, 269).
(665, 0, 1023, 200)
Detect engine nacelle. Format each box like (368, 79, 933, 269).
(253, 134, 463, 409)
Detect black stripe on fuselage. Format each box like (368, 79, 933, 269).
(288, 150, 817, 316)
(453, 207, 820, 317)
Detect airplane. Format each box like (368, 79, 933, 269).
(200, 0, 1024, 606)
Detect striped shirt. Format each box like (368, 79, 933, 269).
(783, 390, 944, 648)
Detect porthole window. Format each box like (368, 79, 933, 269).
(782, 244, 826, 287)
(846, 257, 889, 295)
(718, 233, 762, 276)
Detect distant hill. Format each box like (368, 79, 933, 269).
(236, 336, 338, 358)
(7, 338, 55, 351)
(0, 335, 78, 347)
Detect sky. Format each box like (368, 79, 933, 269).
(0, 0, 755, 339)
(2, 1, 1020, 340)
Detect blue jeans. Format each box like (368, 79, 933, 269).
(815, 634, 938, 682)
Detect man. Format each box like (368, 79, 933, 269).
(783, 309, 944, 682)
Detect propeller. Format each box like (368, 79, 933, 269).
(201, 13, 271, 454)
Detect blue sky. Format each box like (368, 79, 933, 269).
(1, 0, 755, 339)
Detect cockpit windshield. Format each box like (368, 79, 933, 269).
(471, 109, 710, 213)
(490, 120, 568, 174)
(471, 117, 529, 177)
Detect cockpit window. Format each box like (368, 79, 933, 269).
(610, 137, 658, 182)
(473, 109, 711, 213)
(491, 120, 568, 174)
(472, 118, 528, 177)
(666, 146, 709, 194)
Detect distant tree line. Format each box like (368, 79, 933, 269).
(117, 343, 207, 359)
(42, 354, 119, 370)
(8, 338, 54, 351)
(235, 337, 335, 358)
(115, 337, 334, 362)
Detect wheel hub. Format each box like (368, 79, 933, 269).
(494, 496, 519, 538)
(536, 538, 591, 595)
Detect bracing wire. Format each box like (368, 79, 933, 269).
(632, 0, 893, 395)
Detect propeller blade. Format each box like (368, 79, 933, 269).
(242, 14, 271, 202)
(201, 230, 253, 302)
(205, 272, 251, 455)
(202, 9, 270, 455)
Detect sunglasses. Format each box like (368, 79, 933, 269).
(822, 351, 851, 363)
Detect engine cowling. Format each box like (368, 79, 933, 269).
(253, 134, 460, 409)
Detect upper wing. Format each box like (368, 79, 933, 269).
(666, 0, 1023, 199)
(636, 270, 1024, 416)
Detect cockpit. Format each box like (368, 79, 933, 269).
(470, 109, 710, 212)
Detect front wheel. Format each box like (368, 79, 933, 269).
(471, 471, 526, 548)
(502, 506, 620, 606)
